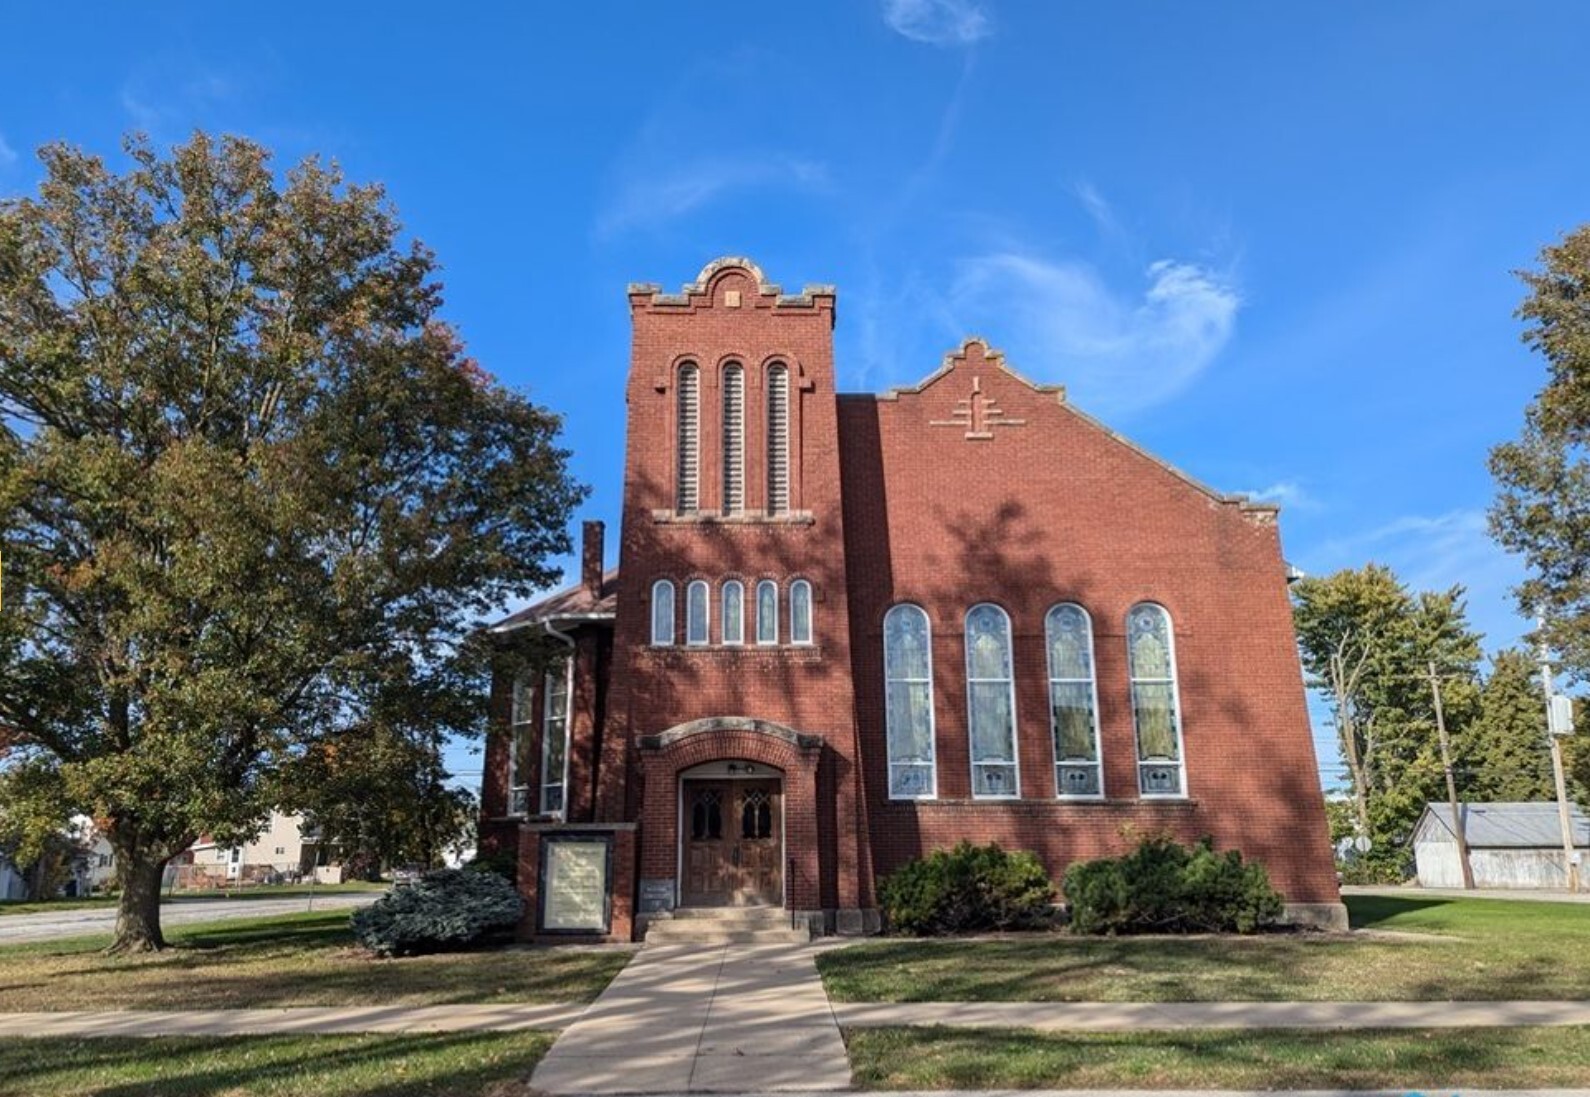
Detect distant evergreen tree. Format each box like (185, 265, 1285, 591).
(1466, 649, 1555, 802)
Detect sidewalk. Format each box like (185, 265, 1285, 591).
(530, 942, 852, 1094)
(0, 1003, 583, 1038)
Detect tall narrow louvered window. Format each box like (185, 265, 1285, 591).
(766, 363, 790, 514)
(676, 364, 700, 513)
(722, 363, 745, 515)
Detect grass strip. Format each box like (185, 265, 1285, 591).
(819, 894, 1590, 1002)
(845, 1024, 1590, 1090)
(0, 1032, 553, 1097)
(0, 909, 631, 1010)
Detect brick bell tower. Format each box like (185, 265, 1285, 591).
(597, 257, 876, 932)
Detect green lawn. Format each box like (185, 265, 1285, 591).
(0, 910, 632, 1011)
(0, 881, 390, 916)
(818, 894, 1590, 1002)
(845, 1025, 1590, 1090)
(0, 1032, 553, 1097)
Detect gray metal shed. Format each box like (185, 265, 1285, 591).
(1413, 801, 1590, 891)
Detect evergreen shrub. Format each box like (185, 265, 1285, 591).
(351, 868, 523, 956)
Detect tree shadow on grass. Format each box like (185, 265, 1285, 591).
(0, 1033, 552, 1097)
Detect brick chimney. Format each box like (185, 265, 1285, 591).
(581, 520, 605, 600)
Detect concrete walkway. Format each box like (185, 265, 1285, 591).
(0, 1003, 583, 1038)
(834, 999, 1590, 1030)
(531, 943, 852, 1094)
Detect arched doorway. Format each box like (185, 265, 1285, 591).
(679, 760, 782, 906)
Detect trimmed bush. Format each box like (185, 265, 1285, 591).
(1063, 836, 1283, 935)
(879, 841, 1056, 935)
(351, 868, 524, 956)
(466, 848, 519, 885)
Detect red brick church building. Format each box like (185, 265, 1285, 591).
(479, 257, 1343, 941)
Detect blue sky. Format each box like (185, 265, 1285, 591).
(4, 2, 1586, 792)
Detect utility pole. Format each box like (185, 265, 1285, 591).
(1429, 662, 1475, 890)
(1536, 620, 1581, 893)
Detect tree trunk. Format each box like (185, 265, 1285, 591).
(107, 849, 169, 954)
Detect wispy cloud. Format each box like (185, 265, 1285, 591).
(1304, 508, 1531, 651)
(948, 252, 1240, 415)
(1073, 180, 1126, 244)
(1242, 480, 1320, 511)
(0, 133, 17, 168)
(882, 0, 992, 46)
(595, 152, 830, 239)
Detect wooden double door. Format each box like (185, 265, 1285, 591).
(681, 779, 783, 907)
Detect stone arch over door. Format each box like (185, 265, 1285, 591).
(637, 718, 823, 912)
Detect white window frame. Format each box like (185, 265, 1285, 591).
(685, 580, 710, 646)
(508, 672, 534, 816)
(789, 579, 814, 645)
(722, 580, 745, 646)
(884, 604, 937, 800)
(1127, 602, 1188, 799)
(965, 603, 1020, 800)
(756, 580, 779, 645)
(1045, 603, 1104, 800)
(651, 580, 675, 647)
(540, 656, 572, 817)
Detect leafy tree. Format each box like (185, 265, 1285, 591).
(1292, 565, 1483, 875)
(0, 133, 584, 949)
(1490, 226, 1590, 681)
(0, 756, 84, 899)
(1467, 648, 1555, 802)
(280, 719, 476, 876)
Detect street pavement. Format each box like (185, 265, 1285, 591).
(0, 891, 380, 945)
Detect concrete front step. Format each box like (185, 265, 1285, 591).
(663, 906, 794, 924)
(642, 925, 812, 945)
(642, 906, 811, 945)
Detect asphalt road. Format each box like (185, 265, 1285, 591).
(0, 892, 381, 945)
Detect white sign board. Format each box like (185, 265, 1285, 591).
(1549, 694, 1575, 736)
(543, 840, 609, 932)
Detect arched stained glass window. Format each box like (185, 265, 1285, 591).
(676, 363, 699, 513)
(884, 605, 936, 798)
(965, 604, 1019, 798)
(756, 580, 778, 645)
(722, 580, 744, 646)
(790, 580, 813, 645)
(650, 580, 675, 646)
(1128, 603, 1185, 796)
(685, 580, 709, 646)
(1046, 604, 1101, 798)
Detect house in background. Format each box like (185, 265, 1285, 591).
(479, 257, 1344, 943)
(1413, 801, 1589, 890)
(0, 856, 26, 901)
(180, 811, 341, 887)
